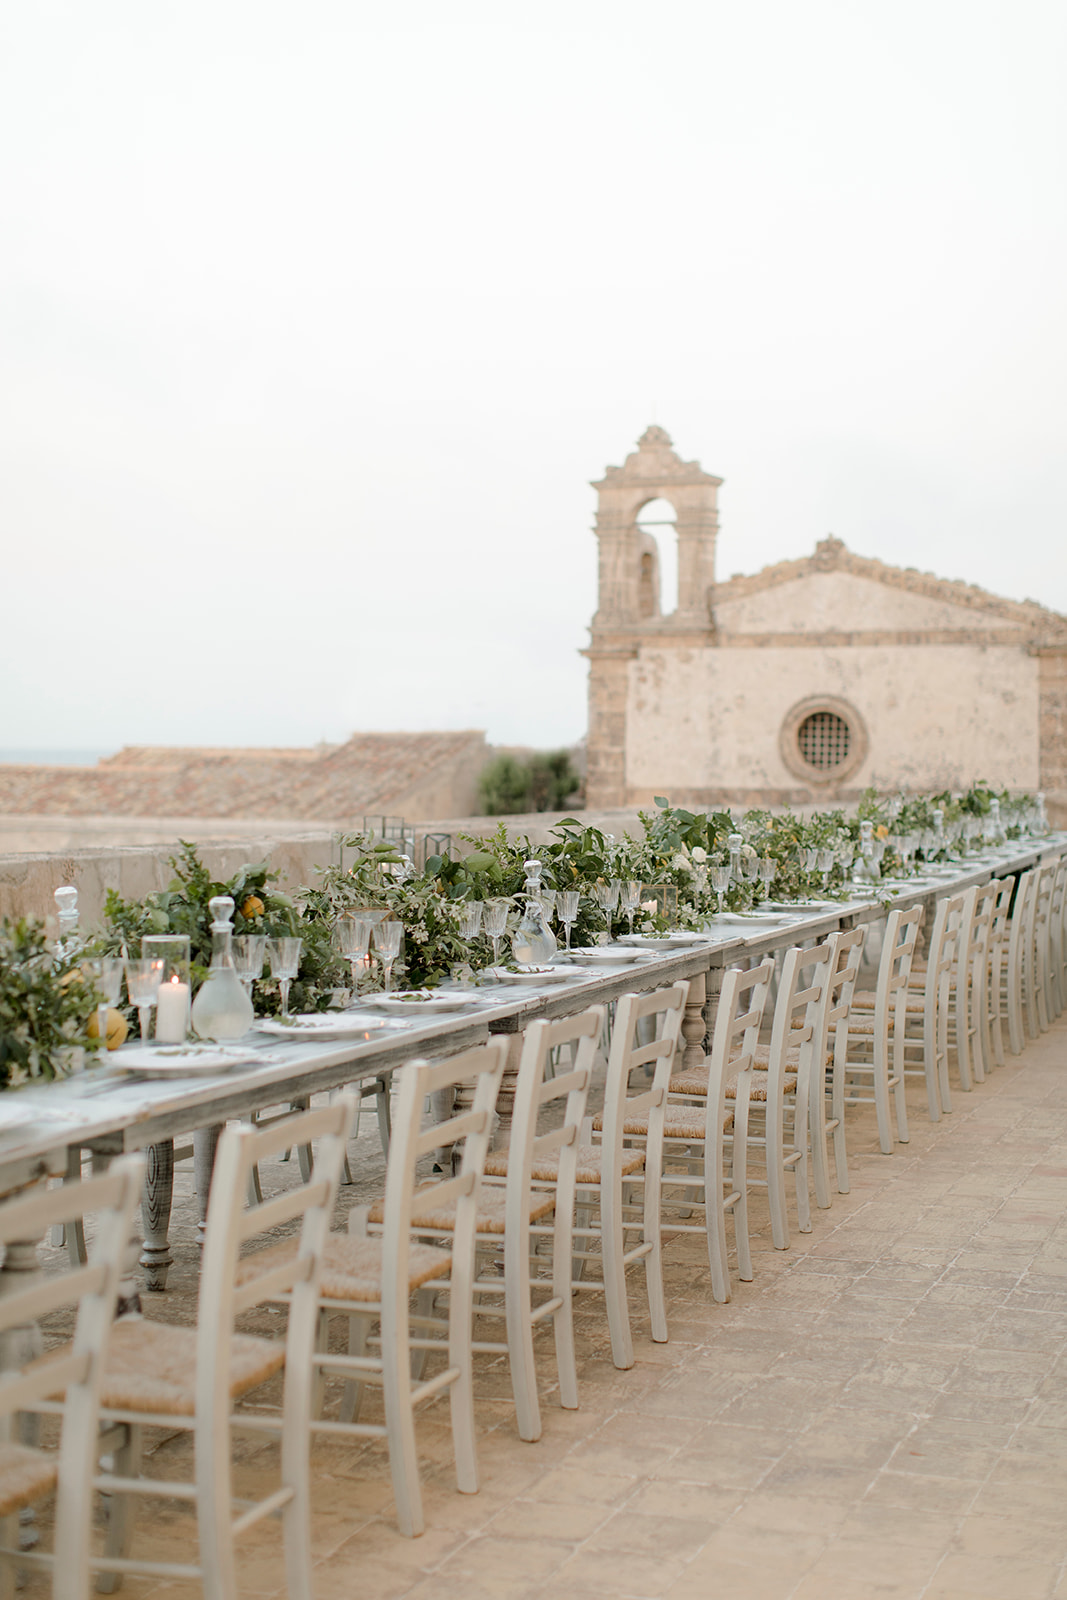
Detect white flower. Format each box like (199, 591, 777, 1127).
(691, 846, 707, 864)
(672, 853, 690, 873)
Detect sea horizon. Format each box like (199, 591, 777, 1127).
(0, 749, 113, 766)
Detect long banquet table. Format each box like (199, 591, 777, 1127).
(1, 835, 1063, 1296)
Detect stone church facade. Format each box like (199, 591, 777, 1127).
(583, 427, 1067, 816)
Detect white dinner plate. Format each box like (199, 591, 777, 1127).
(486, 966, 575, 985)
(566, 947, 654, 964)
(114, 1044, 258, 1076)
(619, 931, 711, 947)
(760, 901, 840, 913)
(704, 912, 791, 927)
(258, 1014, 390, 1039)
(362, 991, 480, 1014)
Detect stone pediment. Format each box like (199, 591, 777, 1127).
(592, 425, 723, 489)
(711, 536, 1067, 647)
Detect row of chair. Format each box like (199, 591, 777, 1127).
(8, 853, 1064, 1594)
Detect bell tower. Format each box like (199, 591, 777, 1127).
(583, 426, 722, 808)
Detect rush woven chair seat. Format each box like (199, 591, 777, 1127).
(83, 1099, 355, 1600)
(0, 1157, 144, 1600)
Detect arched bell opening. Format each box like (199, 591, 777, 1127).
(635, 497, 678, 616)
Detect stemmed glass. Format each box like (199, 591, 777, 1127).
(710, 863, 731, 917)
(837, 842, 855, 883)
(758, 856, 775, 902)
(817, 848, 836, 891)
(124, 957, 165, 1041)
(372, 921, 403, 992)
(267, 937, 303, 1018)
(85, 956, 124, 1050)
(557, 891, 580, 951)
(619, 880, 641, 935)
(232, 934, 268, 1001)
(335, 915, 372, 995)
(454, 900, 484, 941)
(483, 898, 510, 966)
(594, 880, 620, 939)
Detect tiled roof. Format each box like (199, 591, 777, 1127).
(0, 732, 487, 821)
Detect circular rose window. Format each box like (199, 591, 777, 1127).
(798, 710, 851, 770)
(780, 697, 868, 785)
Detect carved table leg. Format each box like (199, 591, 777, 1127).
(681, 971, 708, 1070)
(139, 1140, 175, 1292)
(194, 1125, 223, 1246)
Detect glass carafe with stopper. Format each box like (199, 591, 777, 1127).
(511, 861, 558, 966)
(191, 895, 254, 1041)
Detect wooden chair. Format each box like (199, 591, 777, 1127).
(473, 1007, 605, 1440)
(986, 877, 1014, 1068)
(843, 905, 924, 1152)
(1006, 868, 1038, 1055)
(0, 1156, 144, 1600)
(659, 959, 775, 1301)
(901, 887, 971, 1119)
(1046, 857, 1066, 1019)
(814, 925, 867, 1201)
(89, 1099, 355, 1599)
(583, 983, 689, 1369)
(249, 1040, 507, 1538)
(399, 1009, 604, 1443)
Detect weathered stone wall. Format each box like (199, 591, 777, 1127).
(624, 642, 1041, 800)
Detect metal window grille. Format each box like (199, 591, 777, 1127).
(798, 711, 851, 770)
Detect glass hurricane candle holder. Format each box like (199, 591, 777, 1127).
(143, 935, 192, 1043)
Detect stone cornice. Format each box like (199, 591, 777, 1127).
(592, 424, 722, 490)
(715, 627, 1037, 649)
(711, 535, 1067, 640)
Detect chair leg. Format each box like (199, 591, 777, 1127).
(731, 1102, 752, 1286)
(643, 1160, 668, 1345)
(763, 1102, 789, 1251)
(600, 1179, 635, 1371)
(504, 1210, 543, 1441)
(873, 1032, 893, 1155)
(445, 1254, 479, 1499)
(338, 1313, 370, 1424)
(374, 1076, 392, 1156)
(551, 1205, 579, 1412)
(97, 1423, 142, 1595)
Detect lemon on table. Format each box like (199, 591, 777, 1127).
(87, 1008, 129, 1051)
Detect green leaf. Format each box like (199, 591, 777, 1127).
(654, 796, 669, 809)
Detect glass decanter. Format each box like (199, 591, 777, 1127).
(511, 861, 558, 966)
(191, 895, 254, 1040)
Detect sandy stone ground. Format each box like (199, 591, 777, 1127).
(20, 1010, 1067, 1600)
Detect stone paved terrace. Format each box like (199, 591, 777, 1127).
(41, 1012, 1067, 1600)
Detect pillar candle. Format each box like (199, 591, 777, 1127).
(155, 977, 190, 1044)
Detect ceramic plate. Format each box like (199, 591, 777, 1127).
(704, 912, 791, 927)
(619, 931, 710, 947)
(362, 991, 479, 1014)
(485, 965, 574, 985)
(761, 901, 840, 913)
(114, 1044, 257, 1076)
(258, 1014, 390, 1038)
(566, 947, 653, 964)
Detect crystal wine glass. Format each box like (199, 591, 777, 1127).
(124, 957, 165, 1041)
(594, 880, 620, 938)
(483, 898, 510, 966)
(85, 955, 124, 1050)
(817, 848, 836, 891)
(335, 915, 372, 995)
(837, 842, 855, 882)
(555, 890, 579, 950)
(232, 934, 268, 1000)
(455, 900, 484, 940)
(710, 863, 731, 917)
(267, 937, 303, 1018)
(758, 855, 775, 902)
(619, 880, 641, 935)
(372, 921, 403, 992)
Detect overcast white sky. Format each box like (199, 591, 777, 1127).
(2, 1, 1065, 756)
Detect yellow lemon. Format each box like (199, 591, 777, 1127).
(87, 1008, 129, 1051)
(241, 895, 265, 919)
